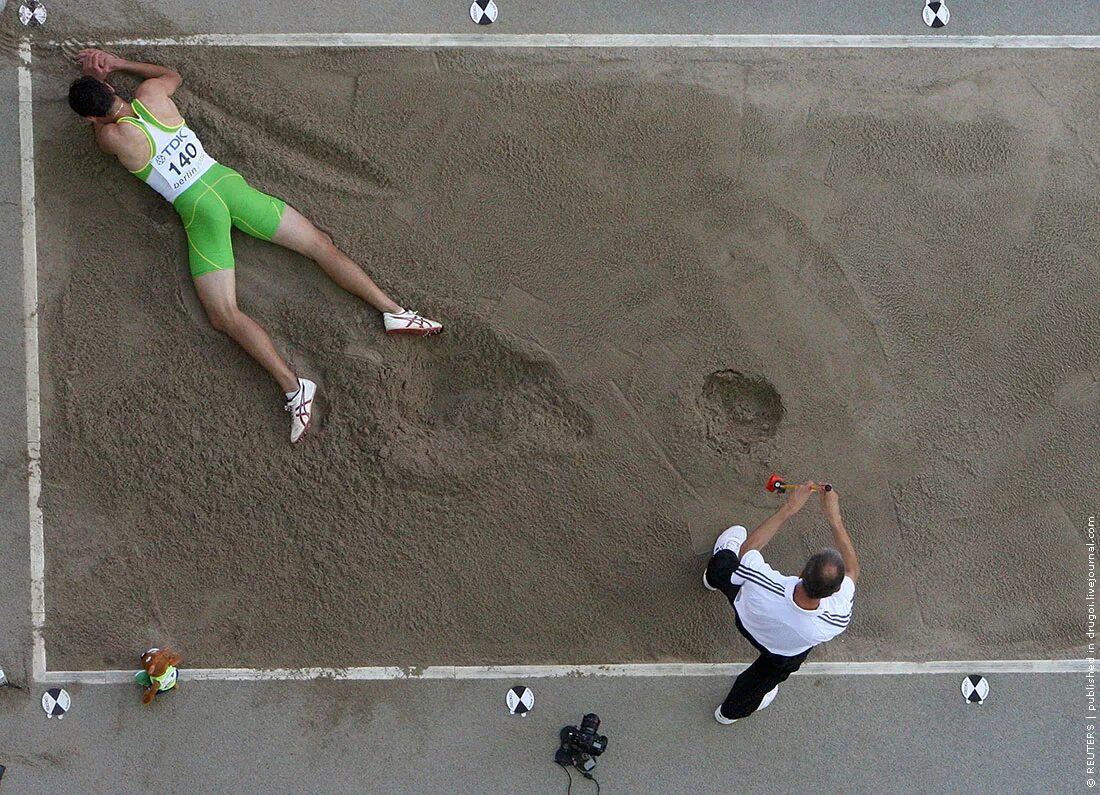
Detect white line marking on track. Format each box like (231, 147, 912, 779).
(48, 34, 1100, 49)
(40, 659, 1087, 684)
(19, 38, 46, 682)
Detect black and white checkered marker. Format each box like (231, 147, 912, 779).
(506, 685, 534, 715)
(961, 674, 988, 704)
(923, 1, 949, 28)
(19, 1, 47, 26)
(42, 687, 70, 718)
(470, 0, 497, 25)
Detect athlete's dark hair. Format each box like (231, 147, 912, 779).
(801, 549, 845, 599)
(68, 76, 114, 117)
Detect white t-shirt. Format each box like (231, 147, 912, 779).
(732, 549, 856, 656)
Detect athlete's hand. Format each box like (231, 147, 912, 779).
(76, 49, 125, 81)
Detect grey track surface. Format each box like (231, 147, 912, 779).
(19, 0, 1100, 37)
(0, 1, 1092, 793)
(0, 674, 1085, 794)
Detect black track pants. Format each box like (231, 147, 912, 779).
(706, 549, 814, 720)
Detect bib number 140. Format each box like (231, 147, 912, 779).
(167, 143, 199, 176)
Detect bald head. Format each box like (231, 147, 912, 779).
(801, 549, 846, 599)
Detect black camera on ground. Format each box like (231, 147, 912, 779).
(555, 713, 609, 775)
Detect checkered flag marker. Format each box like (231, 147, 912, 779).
(19, 1, 47, 26)
(961, 674, 989, 704)
(923, 1, 949, 28)
(470, 0, 498, 25)
(506, 685, 534, 715)
(41, 687, 70, 718)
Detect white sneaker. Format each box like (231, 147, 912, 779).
(713, 525, 748, 556)
(705, 525, 746, 591)
(758, 685, 779, 711)
(714, 706, 737, 725)
(383, 308, 443, 336)
(284, 378, 316, 443)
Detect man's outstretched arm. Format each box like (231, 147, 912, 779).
(76, 49, 182, 95)
(821, 487, 860, 582)
(740, 481, 814, 554)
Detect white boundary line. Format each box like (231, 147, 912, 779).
(27, 31, 1090, 684)
(19, 39, 47, 682)
(40, 659, 1088, 685)
(51, 33, 1100, 49)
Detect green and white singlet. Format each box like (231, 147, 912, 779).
(119, 99, 287, 277)
(151, 664, 178, 691)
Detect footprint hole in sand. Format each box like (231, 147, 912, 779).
(700, 369, 784, 448)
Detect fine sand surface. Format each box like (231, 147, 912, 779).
(34, 48, 1098, 669)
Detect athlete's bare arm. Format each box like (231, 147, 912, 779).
(77, 48, 181, 94)
(820, 488, 860, 582)
(76, 49, 184, 121)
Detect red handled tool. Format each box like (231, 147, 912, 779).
(766, 473, 832, 493)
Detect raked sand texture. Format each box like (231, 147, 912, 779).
(33, 48, 1098, 669)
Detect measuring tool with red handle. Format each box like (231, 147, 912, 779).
(765, 473, 832, 493)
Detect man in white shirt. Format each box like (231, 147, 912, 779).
(703, 481, 860, 723)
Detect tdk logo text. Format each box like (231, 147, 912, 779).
(154, 129, 192, 166)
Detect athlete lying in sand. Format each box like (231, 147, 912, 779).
(68, 49, 442, 443)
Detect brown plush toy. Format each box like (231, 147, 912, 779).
(138, 647, 181, 705)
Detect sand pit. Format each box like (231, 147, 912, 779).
(34, 48, 1098, 669)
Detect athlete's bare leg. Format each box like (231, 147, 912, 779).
(271, 206, 402, 314)
(193, 270, 299, 394)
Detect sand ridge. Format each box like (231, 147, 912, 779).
(35, 48, 1098, 668)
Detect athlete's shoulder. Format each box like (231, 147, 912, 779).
(99, 122, 151, 169)
(133, 87, 185, 126)
(93, 121, 126, 152)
